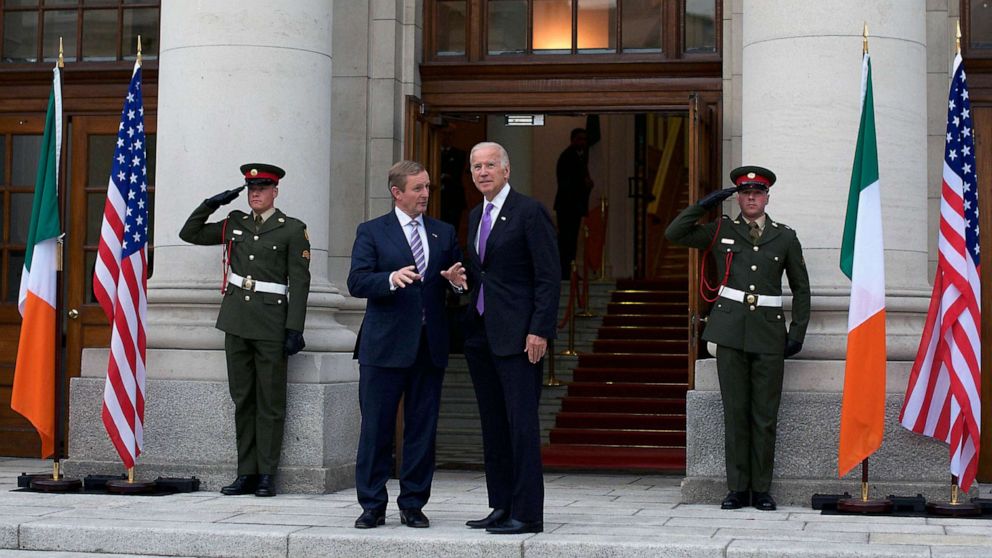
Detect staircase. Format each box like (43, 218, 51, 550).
(541, 275, 691, 473)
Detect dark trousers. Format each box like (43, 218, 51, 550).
(356, 329, 444, 512)
(715, 345, 785, 493)
(557, 211, 582, 279)
(224, 334, 288, 475)
(464, 317, 544, 523)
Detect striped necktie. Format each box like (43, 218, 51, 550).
(409, 220, 426, 274)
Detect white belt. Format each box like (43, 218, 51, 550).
(227, 272, 288, 295)
(718, 286, 782, 307)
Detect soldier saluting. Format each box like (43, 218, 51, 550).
(665, 166, 810, 512)
(180, 163, 311, 497)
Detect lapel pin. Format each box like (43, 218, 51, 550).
(500, 216, 507, 221)
(431, 233, 438, 238)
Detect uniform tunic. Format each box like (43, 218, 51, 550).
(180, 202, 311, 475)
(665, 204, 810, 492)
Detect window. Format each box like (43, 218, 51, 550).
(1, 0, 160, 64)
(968, 0, 992, 50)
(429, 0, 716, 60)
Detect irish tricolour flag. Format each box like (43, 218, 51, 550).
(838, 53, 886, 477)
(11, 64, 62, 458)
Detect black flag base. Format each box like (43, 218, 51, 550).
(30, 476, 83, 493)
(927, 500, 982, 517)
(105, 478, 156, 495)
(836, 495, 893, 514)
(105, 466, 155, 495)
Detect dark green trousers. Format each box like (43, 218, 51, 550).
(225, 334, 288, 475)
(715, 345, 784, 492)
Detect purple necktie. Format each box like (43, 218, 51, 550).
(476, 203, 494, 315)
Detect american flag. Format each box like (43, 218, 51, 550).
(93, 61, 148, 469)
(899, 53, 980, 492)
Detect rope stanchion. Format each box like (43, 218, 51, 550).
(594, 196, 610, 282)
(577, 230, 595, 317)
(544, 339, 562, 386)
(558, 261, 579, 356)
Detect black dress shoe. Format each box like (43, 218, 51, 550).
(354, 509, 386, 529)
(254, 474, 276, 497)
(399, 508, 430, 528)
(466, 508, 508, 529)
(720, 490, 750, 510)
(752, 491, 777, 511)
(486, 518, 543, 534)
(220, 475, 257, 496)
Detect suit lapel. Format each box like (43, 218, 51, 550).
(467, 204, 482, 265)
(383, 211, 416, 267)
(483, 188, 515, 259)
(423, 217, 441, 276)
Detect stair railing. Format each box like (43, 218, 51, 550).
(577, 225, 595, 318)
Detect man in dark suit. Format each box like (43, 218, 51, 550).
(180, 163, 310, 498)
(554, 128, 593, 278)
(347, 160, 466, 529)
(462, 142, 560, 535)
(665, 165, 810, 512)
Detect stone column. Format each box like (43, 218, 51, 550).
(683, 1, 954, 504)
(64, 0, 359, 493)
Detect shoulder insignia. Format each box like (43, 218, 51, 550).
(733, 220, 740, 225)
(302, 249, 311, 260)
(242, 215, 249, 220)
(278, 217, 285, 223)
(304, 228, 310, 241)
(783, 224, 792, 230)
(771, 222, 779, 228)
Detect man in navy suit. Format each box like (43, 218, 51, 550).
(347, 160, 466, 529)
(462, 142, 560, 535)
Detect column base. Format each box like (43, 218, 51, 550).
(64, 349, 360, 494)
(683, 359, 969, 505)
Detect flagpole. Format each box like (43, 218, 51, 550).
(103, 33, 155, 495)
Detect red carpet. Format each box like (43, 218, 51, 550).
(543, 277, 690, 473)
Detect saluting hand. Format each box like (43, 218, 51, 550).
(204, 185, 246, 210)
(441, 262, 467, 290)
(391, 265, 421, 288)
(525, 334, 547, 364)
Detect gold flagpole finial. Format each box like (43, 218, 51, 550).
(956, 20, 961, 55)
(58, 36, 64, 68)
(137, 35, 142, 65)
(863, 22, 869, 55)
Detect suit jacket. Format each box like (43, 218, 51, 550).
(179, 202, 311, 341)
(466, 188, 561, 356)
(347, 211, 462, 369)
(665, 204, 811, 354)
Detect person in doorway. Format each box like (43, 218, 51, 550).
(664, 165, 810, 511)
(553, 128, 594, 279)
(179, 163, 311, 498)
(462, 142, 560, 534)
(347, 160, 466, 529)
(439, 127, 468, 232)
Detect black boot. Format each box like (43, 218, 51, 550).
(254, 474, 276, 497)
(220, 475, 258, 496)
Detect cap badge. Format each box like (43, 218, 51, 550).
(747, 172, 756, 179)
(250, 169, 258, 177)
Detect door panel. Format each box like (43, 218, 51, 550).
(0, 115, 49, 456)
(686, 93, 716, 389)
(975, 106, 991, 481)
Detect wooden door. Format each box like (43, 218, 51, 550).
(975, 106, 991, 481)
(0, 114, 50, 456)
(403, 96, 442, 219)
(686, 93, 717, 389)
(0, 114, 155, 457)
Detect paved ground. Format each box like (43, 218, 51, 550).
(2, 457, 991, 557)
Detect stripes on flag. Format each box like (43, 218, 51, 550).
(899, 53, 981, 492)
(93, 60, 149, 469)
(838, 52, 886, 478)
(11, 64, 62, 458)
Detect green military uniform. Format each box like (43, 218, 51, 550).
(179, 201, 311, 476)
(665, 202, 810, 494)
